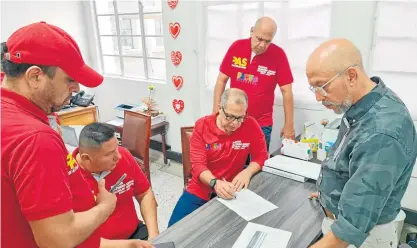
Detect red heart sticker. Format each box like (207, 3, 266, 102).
(172, 99, 184, 114)
(168, 0, 178, 9)
(172, 76, 183, 90)
(169, 22, 181, 39)
(171, 51, 182, 66)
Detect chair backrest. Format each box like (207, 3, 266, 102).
(181, 126, 194, 187)
(122, 110, 151, 180)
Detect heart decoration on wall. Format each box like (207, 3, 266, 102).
(169, 22, 181, 39)
(168, 0, 178, 9)
(172, 76, 183, 90)
(171, 51, 182, 66)
(172, 99, 184, 114)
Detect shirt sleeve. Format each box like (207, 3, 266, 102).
(249, 119, 269, 168)
(122, 148, 151, 196)
(11, 132, 73, 221)
(219, 41, 236, 77)
(190, 118, 209, 179)
(276, 48, 294, 87)
(331, 133, 410, 247)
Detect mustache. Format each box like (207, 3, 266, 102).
(322, 101, 340, 107)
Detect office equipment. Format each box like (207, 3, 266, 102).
(280, 139, 313, 161)
(217, 189, 278, 221)
(264, 155, 321, 181)
(114, 103, 141, 119)
(70, 90, 95, 107)
(262, 166, 307, 183)
(232, 223, 292, 248)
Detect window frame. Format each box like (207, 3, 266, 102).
(92, 0, 166, 81)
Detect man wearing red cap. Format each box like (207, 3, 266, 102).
(1, 22, 153, 248)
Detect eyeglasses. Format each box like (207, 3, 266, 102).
(222, 107, 247, 123)
(309, 64, 358, 97)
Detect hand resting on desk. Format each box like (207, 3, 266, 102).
(214, 179, 237, 200)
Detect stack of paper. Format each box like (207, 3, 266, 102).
(264, 155, 321, 181)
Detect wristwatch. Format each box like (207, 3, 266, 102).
(209, 178, 217, 189)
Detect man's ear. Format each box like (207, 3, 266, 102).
(250, 26, 254, 36)
(80, 153, 91, 163)
(347, 67, 358, 86)
(25, 66, 45, 89)
(218, 103, 222, 113)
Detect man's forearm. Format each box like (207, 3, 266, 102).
(212, 81, 227, 114)
(310, 231, 349, 248)
(282, 90, 294, 127)
(137, 191, 159, 238)
(71, 205, 112, 246)
(199, 170, 216, 186)
(245, 162, 261, 177)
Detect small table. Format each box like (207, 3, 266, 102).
(153, 172, 323, 247)
(106, 119, 169, 165)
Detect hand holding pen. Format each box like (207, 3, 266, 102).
(213, 177, 237, 200)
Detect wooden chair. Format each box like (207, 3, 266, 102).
(180, 126, 194, 187)
(122, 110, 152, 184)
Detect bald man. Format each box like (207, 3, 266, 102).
(169, 88, 268, 227)
(307, 39, 417, 248)
(212, 17, 295, 154)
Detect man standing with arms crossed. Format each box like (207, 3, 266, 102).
(212, 16, 296, 152)
(1, 22, 118, 248)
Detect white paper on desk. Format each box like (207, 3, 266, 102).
(217, 189, 278, 221)
(232, 222, 292, 248)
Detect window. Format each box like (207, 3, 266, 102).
(203, 1, 332, 102)
(93, 0, 166, 81)
(369, 1, 417, 115)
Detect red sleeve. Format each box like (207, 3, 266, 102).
(219, 41, 237, 77)
(190, 117, 209, 179)
(11, 132, 72, 221)
(276, 47, 294, 87)
(122, 148, 150, 196)
(248, 119, 269, 168)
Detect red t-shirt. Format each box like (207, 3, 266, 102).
(1, 88, 101, 248)
(76, 146, 151, 239)
(220, 38, 294, 127)
(186, 114, 269, 201)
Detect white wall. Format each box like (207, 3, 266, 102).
(1, 1, 92, 66)
(0, 0, 93, 93)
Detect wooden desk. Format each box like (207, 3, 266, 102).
(57, 105, 98, 126)
(107, 120, 169, 165)
(153, 172, 323, 248)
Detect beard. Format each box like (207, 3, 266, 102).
(323, 97, 352, 115)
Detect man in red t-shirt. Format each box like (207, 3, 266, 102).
(1, 22, 117, 248)
(168, 88, 269, 227)
(212, 16, 295, 153)
(73, 123, 159, 245)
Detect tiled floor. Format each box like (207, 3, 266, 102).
(138, 150, 417, 241)
(134, 150, 184, 232)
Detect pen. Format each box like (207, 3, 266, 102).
(223, 177, 237, 199)
(110, 173, 127, 193)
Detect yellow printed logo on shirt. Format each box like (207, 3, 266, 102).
(232, 56, 247, 69)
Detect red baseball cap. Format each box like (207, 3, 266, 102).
(4, 21, 103, 87)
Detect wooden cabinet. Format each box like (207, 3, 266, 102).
(57, 106, 98, 126)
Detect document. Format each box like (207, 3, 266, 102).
(217, 189, 278, 221)
(232, 222, 292, 248)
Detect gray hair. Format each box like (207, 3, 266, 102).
(79, 123, 116, 150)
(221, 88, 248, 110)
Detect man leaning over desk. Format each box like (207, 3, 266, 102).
(307, 38, 417, 248)
(168, 88, 269, 227)
(71, 123, 158, 247)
